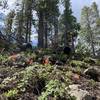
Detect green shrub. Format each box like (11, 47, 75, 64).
(70, 60, 88, 68)
(88, 79, 96, 88)
(0, 54, 8, 64)
(75, 42, 91, 59)
(17, 66, 37, 92)
(84, 57, 96, 65)
(4, 88, 18, 98)
(95, 59, 100, 66)
(38, 79, 76, 100)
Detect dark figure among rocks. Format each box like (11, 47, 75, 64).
(25, 43, 32, 50)
(84, 67, 100, 82)
(63, 46, 71, 55)
(54, 46, 72, 55)
(19, 43, 32, 51)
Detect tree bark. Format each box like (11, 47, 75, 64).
(38, 11, 44, 48)
(90, 32, 96, 56)
(44, 21, 48, 48)
(87, 20, 96, 56)
(54, 17, 58, 48)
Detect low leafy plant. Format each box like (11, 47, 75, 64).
(17, 66, 37, 92)
(95, 59, 100, 66)
(4, 88, 18, 98)
(0, 54, 8, 64)
(0, 76, 17, 89)
(38, 79, 75, 100)
(88, 79, 96, 88)
(70, 60, 88, 68)
(83, 57, 96, 65)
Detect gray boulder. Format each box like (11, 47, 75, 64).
(84, 67, 100, 81)
(68, 84, 92, 100)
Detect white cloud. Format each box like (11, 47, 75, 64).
(8, 0, 16, 5)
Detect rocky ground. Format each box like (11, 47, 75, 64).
(0, 50, 100, 100)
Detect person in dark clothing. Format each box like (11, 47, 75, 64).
(19, 43, 32, 51)
(25, 43, 32, 50)
(50, 46, 72, 65)
(63, 46, 71, 55)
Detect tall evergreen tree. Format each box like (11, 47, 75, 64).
(80, 2, 100, 56)
(63, 0, 72, 46)
(14, 2, 25, 44)
(60, 0, 78, 48)
(36, 0, 59, 48)
(4, 10, 15, 41)
(24, 0, 33, 42)
(13, 0, 34, 43)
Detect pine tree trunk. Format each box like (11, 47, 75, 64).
(64, 31, 69, 47)
(29, 8, 32, 42)
(44, 13, 48, 48)
(38, 11, 44, 48)
(54, 17, 58, 47)
(90, 33, 96, 56)
(64, 22, 70, 47)
(26, 19, 29, 43)
(71, 35, 75, 53)
(44, 22, 48, 48)
(87, 22, 96, 56)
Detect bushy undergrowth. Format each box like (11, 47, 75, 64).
(0, 52, 99, 100)
(0, 62, 76, 100)
(70, 60, 88, 68)
(38, 79, 76, 100)
(0, 54, 8, 64)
